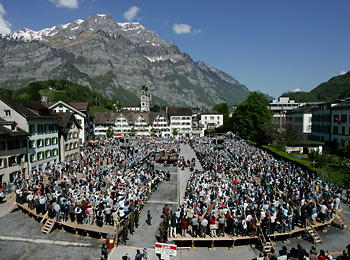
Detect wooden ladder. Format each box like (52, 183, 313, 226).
(333, 209, 348, 230)
(259, 228, 273, 253)
(305, 219, 322, 244)
(41, 219, 56, 235)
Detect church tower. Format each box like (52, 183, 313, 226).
(140, 85, 151, 112)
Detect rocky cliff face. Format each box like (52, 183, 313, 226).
(0, 13, 249, 108)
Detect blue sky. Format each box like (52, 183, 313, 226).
(0, 0, 349, 98)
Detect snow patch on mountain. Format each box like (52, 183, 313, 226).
(145, 55, 176, 63)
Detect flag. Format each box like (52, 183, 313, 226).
(335, 117, 341, 124)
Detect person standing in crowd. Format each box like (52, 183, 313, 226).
(147, 210, 152, 225)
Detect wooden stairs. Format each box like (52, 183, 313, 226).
(8, 202, 18, 213)
(259, 228, 273, 253)
(41, 219, 56, 235)
(332, 209, 348, 230)
(305, 219, 322, 244)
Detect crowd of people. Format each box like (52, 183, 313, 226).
(12, 137, 178, 231)
(255, 243, 350, 260)
(6, 135, 349, 259)
(167, 136, 343, 239)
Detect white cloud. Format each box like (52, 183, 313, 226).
(340, 70, 347, 75)
(172, 23, 202, 34)
(292, 88, 301, 92)
(173, 23, 191, 34)
(49, 0, 79, 9)
(123, 6, 141, 22)
(0, 3, 11, 35)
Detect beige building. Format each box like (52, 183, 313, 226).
(57, 112, 81, 161)
(0, 119, 29, 183)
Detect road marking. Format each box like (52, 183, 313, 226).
(108, 246, 116, 260)
(147, 200, 177, 204)
(0, 235, 96, 247)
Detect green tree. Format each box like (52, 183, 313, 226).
(172, 128, 178, 137)
(212, 102, 230, 121)
(106, 126, 114, 137)
(231, 91, 272, 140)
(130, 127, 136, 136)
(212, 102, 233, 133)
(150, 128, 156, 137)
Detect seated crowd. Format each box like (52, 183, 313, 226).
(13, 137, 178, 228)
(167, 137, 342, 239)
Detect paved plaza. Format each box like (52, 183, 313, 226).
(0, 143, 349, 260)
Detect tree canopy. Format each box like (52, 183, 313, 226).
(231, 91, 272, 139)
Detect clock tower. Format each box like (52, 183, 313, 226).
(140, 85, 151, 112)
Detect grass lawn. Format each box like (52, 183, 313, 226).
(89, 106, 111, 114)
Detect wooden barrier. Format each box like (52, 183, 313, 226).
(168, 218, 336, 249)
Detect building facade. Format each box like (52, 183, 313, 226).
(94, 111, 171, 138)
(269, 97, 305, 129)
(44, 101, 94, 149)
(311, 103, 332, 142)
(0, 119, 29, 183)
(286, 105, 317, 141)
(0, 97, 59, 171)
(168, 107, 193, 138)
(330, 99, 350, 150)
(200, 112, 224, 129)
(57, 112, 81, 161)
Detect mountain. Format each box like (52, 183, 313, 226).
(0, 13, 249, 109)
(281, 71, 350, 102)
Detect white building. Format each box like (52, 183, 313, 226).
(286, 104, 317, 141)
(44, 101, 93, 149)
(168, 107, 193, 138)
(0, 119, 29, 183)
(93, 111, 171, 138)
(200, 112, 224, 129)
(269, 97, 305, 129)
(0, 97, 59, 171)
(57, 112, 81, 161)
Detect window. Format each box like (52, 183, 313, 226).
(342, 126, 345, 135)
(53, 149, 58, 156)
(45, 150, 50, 158)
(4, 110, 11, 117)
(51, 124, 58, 133)
(8, 156, 16, 167)
(7, 140, 14, 150)
(36, 139, 43, 148)
(0, 141, 6, 151)
(65, 144, 69, 151)
(51, 137, 57, 145)
(37, 152, 44, 161)
(333, 126, 338, 134)
(38, 125, 44, 134)
(45, 138, 51, 146)
(45, 124, 51, 133)
(0, 158, 7, 168)
(29, 125, 35, 134)
(341, 114, 347, 123)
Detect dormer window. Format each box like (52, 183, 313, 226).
(4, 110, 11, 117)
